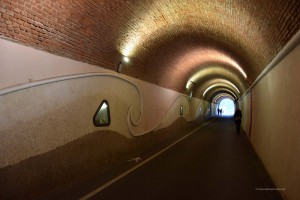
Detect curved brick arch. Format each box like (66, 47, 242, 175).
(1, 0, 299, 101)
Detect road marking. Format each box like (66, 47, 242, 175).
(79, 120, 213, 200)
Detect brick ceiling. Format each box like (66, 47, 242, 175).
(1, 0, 300, 101)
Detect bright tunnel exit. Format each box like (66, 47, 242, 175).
(217, 98, 235, 116)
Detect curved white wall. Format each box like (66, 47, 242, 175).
(0, 39, 111, 89)
(241, 43, 300, 200)
(0, 39, 211, 169)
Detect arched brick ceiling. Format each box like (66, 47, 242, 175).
(117, 0, 300, 99)
(207, 88, 238, 101)
(197, 78, 241, 99)
(1, 0, 300, 101)
(213, 94, 235, 104)
(188, 65, 247, 98)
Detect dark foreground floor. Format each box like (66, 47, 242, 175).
(43, 117, 283, 200)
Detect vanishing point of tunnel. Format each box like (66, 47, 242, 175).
(1, 0, 300, 199)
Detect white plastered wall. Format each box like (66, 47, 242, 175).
(242, 43, 300, 200)
(0, 39, 210, 168)
(240, 92, 251, 137)
(0, 39, 111, 89)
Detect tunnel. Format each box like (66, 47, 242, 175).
(0, 0, 300, 199)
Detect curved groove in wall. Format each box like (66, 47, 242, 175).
(192, 100, 204, 120)
(127, 94, 186, 136)
(0, 72, 202, 138)
(128, 95, 203, 136)
(0, 72, 143, 133)
(0, 73, 137, 97)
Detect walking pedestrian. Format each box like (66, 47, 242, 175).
(234, 108, 242, 135)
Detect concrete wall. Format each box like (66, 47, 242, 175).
(0, 39, 111, 89)
(241, 44, 300, 200)
(240, 92, 251, 137)
(0, 39, 211, 199)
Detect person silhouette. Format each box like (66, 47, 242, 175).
(234, 108, 242, 135)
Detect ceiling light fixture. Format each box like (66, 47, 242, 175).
(123, 56, 130, 63)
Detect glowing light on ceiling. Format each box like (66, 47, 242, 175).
(214, 94, 235, 103)
(202, 81, 240, 97)
(186, 79, 196, 89)
(226, 81, 240, 93)
(221, 55, 247, 79)
(203, 86, 238, 99)
(186, 81, 192, 89)
(203, 85, 217, 97)
(123, 56, 130, 63)
(171, 49, 247, 80)
(219, 89, 238, 99)
(121, 34, 141, 57)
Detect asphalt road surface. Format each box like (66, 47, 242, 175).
(44, 117, 283, 200)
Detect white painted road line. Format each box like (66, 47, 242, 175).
(79, 120, 213, 200)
